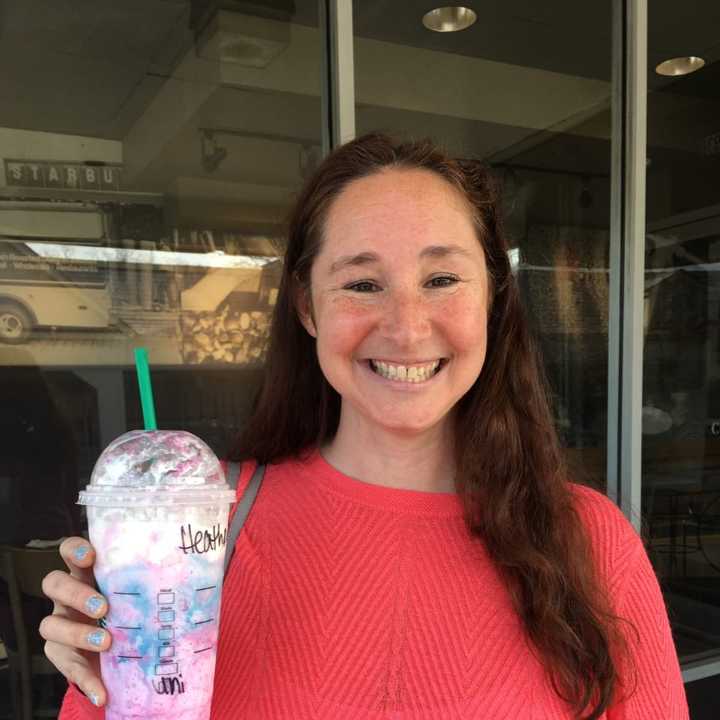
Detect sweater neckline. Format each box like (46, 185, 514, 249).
(300, 448, 465, 518)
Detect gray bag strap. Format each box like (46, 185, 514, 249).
(224, 461, 265, 575)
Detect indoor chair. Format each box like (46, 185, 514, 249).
(0, 545, 65, 720)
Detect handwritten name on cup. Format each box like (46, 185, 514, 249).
(178, 524, 228, 555)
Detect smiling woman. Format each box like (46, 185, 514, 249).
(225, 133, 688, 718)
(45, 133, 688, 720)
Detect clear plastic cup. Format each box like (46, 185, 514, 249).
(78, 430, 236, 720)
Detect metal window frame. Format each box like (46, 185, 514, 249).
(606, 0, 624, 512)
(323, 0, 355, 149)
(607, 0, 646, 532)
(683, 657, 720, 684)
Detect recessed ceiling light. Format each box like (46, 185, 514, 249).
(655, 56, 705, 77)
(423, 6, 477, 33)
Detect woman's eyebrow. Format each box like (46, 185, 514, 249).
(329, 245, 471, 274)
(329, 252, 379, 274)
(419, 244, 473, 259)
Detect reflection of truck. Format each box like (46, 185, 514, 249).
(0, 200, 279, 345)
(0, 201, 111, 342)
(0, 239, 112, 342)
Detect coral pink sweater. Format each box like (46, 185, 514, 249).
(60, 449, 688, 719)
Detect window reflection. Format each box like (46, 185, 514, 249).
(0, 1, 322, 716)
(0, 201, 281, 364)
(644, 0, 720, 662)
(643, 210, 720, 661)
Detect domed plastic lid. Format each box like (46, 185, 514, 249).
(78, 430, 237, 507)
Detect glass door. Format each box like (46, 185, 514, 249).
(643, 0, 720, 667)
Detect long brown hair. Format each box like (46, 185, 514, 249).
(230, 132, 632, 718)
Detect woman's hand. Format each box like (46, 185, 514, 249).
(39, 537, 111, 707)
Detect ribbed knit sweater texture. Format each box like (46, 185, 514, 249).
(60, 449, 688, 719)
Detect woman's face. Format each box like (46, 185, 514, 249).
(300, 168, 489, 438)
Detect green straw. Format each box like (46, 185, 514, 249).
(134, 347, 157, 431)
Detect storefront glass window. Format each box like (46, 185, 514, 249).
(354, 1, 614, 488)
(0, 1, 324, 715)
(643, 0, 720, 665)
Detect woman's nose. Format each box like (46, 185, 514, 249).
(378, 288, 432, 346)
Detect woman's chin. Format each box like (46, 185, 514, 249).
(361, 411, 451, 438)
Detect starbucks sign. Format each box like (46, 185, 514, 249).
(4, 159, 123, 191)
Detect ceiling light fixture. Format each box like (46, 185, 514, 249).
(655, 56, 705, 77)
(423, 6, 477, 33)
(193, 7, 290, 68)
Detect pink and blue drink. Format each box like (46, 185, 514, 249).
(79, 430, 236, 720)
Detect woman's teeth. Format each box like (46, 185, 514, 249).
(369, 359, 442, 383)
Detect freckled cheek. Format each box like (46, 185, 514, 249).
(316, 300, 378, 357)
(433, 296, 488, 354)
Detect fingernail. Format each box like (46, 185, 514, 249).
(85, 596, 105, 615)
(88, 692, 101, 706)
(74, 545, 90, 561)
(87, 630, 105, 647)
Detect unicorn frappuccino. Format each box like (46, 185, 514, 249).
(79, 430, 236, 720)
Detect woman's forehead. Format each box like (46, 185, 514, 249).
(323, 168, 476, 248)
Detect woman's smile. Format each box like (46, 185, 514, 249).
(365, 358, 447, 384)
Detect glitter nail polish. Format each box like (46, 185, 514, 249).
(74, 545, 90, 561)
(87, 630, 105, 647)
(85, 595, 105, 615)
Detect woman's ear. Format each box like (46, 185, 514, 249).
(295, 286, 317, 338)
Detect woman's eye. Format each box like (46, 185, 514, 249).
(427, 275, 459, 288)
(346, 280, 380, 292)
